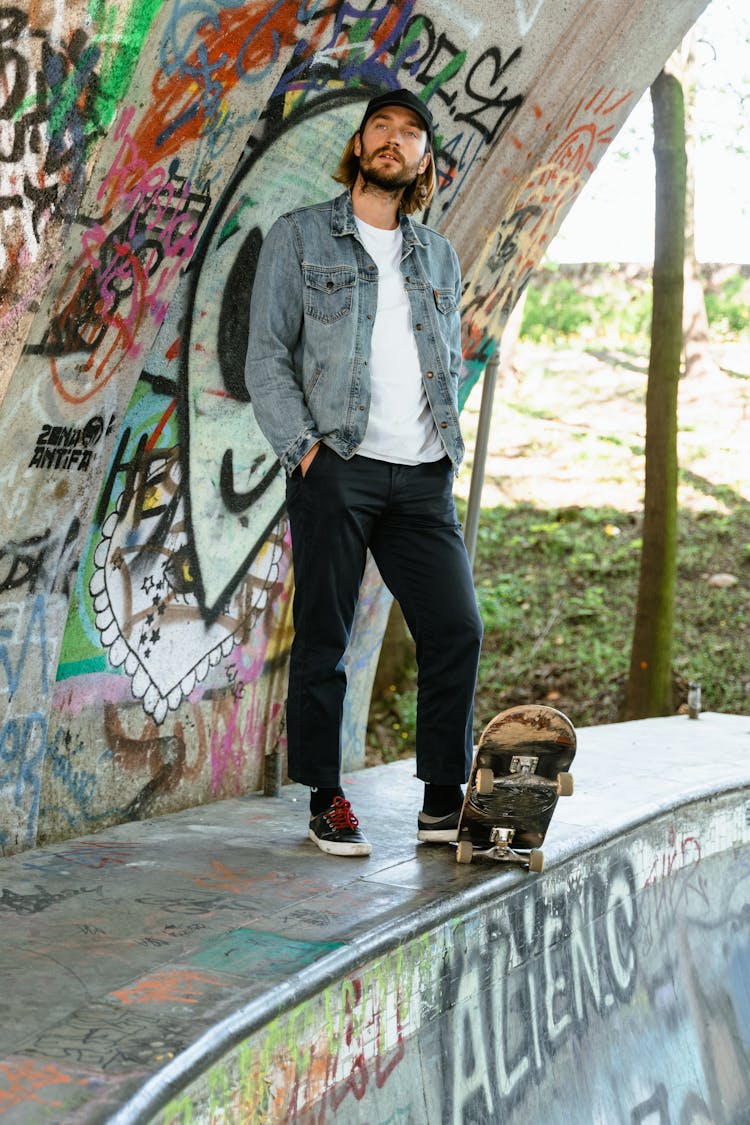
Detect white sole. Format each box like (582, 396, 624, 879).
(308, 828, 372, 856)
(417, 828, 459, 843)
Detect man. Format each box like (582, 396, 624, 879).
(245, 88, 483, 856)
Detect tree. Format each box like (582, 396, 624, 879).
(623, 65, 686, 719)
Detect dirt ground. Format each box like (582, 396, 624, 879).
(455, 340, 750, 515)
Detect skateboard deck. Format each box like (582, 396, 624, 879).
(456, 704, 576, 871)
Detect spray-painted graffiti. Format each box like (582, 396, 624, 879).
(88, 434, 286, 722)
(145, 0, 525, 185)
(162, 938, 426, 1122)
(629, 1083, 712, 1124)
(0, 5, 101, 296)
(27, 413, 114, 471)
(444, 857, 639, 1118)
(156, 806, 750, 1124)
(71, 388, 286, 721)
(64, 0, 526, 726)
(0, 595, 49, 846)
(11, 0, 528, 749)
(461, 85, 633, 384)
(25, 109, 211, 405)
(0, 521, 80, 596)
(0, 0, 164, 334)
(513, 0, 546, 39)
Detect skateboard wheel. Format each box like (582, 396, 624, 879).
(456, 840, 474, 865)
(529, 850, 544, 874)
(556, 772, 574, 797)
(476, 767, 494, 796)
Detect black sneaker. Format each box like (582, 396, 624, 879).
(417, 807, 461, 843)
(308, 796, 372, 856)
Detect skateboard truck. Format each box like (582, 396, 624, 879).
(456, 826, 545, 873)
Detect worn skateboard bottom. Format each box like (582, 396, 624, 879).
(456, 704, 577, 871)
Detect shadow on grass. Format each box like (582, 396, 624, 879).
(584, 347, 649, 375)
(680, 468, 750, 513)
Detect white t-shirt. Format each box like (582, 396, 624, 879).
(354, 216, 444, 465)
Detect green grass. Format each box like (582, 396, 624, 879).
(467, 501, 750, 729)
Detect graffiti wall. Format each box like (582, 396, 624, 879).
(157, 794, 750, 1123)
(0, 0, 708, 853)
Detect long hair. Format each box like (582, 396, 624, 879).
(333, 133, 436, 215)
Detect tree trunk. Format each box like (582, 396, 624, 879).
(623, 67, 686, 719)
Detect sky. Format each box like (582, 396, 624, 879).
(550, 0, 750, 264)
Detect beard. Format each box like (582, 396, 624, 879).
(358, 146, 421, 193)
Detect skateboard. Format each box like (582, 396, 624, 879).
(455, 704, 576, 872)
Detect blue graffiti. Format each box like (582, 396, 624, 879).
(0, 593, 49, 701)
(0, 711, 47, 844)
(44, 728, 99, 820)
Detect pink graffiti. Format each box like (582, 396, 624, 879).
(48, 107, 208, 404)
(210, 655, 284, 794)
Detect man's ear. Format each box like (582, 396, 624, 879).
(418, 149, 432, 175)
(353, 132, 362, 158)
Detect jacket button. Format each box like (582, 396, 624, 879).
(415, 323, 423, 330)
(326, 281, 333, 289)
(359, 405, 366, 411)
(440, 421, 447, 428)
(405, 275, 411, 282)
(425, 371, 434, 379)
(367, 314, 372, 320)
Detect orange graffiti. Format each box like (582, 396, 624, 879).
(0, 1059, 73, 1110)
(111, 968, 230, 1005)
(122, 0, 411, 204)
(181, 859, 327, 901)
(462, 85, 633, 353)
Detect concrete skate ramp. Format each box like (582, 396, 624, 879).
(0, 714, 748, 1121)
(88, 712, 747, 1124)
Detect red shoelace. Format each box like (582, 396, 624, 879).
(325, 796, 359, 830)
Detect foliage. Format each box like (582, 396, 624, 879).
(520, 277, 596, 343)
(519, 264, 750, 346)
(703, 273, 750, 337)
(520, 266, 653, 344)
(367, 684, 418, 764)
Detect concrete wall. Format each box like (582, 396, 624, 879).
(151, 791, 750, 1123)
(0, 0, 707, 854)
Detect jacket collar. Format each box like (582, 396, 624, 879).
(331, 190, 427, 250)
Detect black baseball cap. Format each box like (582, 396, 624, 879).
(359, 89, 435, 146)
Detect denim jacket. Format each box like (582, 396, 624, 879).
(245, 191, 464, 475)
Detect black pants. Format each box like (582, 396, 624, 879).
(284, 447, 483, 788)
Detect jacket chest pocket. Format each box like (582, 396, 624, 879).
(433, 286, 459, 315)
(303, 264, 356, 324)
